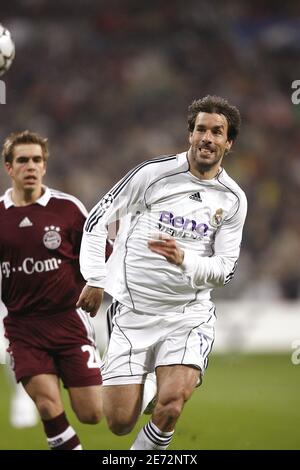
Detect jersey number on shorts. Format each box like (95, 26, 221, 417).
(81, 345, 101, 369)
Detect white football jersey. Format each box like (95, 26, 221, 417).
(80, 152, 247, 314)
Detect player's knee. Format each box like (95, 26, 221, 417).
(106, 416, 136, 436)
(163, 401, 183, 421)
(155, 395, 184, 422)
(35, 397, 60, 420)
(76, 408, 102, 425)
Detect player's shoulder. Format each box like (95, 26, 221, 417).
(129, 153, 188, 192)
(217, 169, 247, 221)
(48, 188, 88, 216)
(110, 153, 186, 199)
(217, 168, 247, 203)
(131, 153, 182, 179)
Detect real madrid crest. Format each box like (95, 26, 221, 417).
(210, 208, 224, 228)
(43, 226, 62, 250)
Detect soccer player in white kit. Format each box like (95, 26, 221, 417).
(77, 95, 247, 450)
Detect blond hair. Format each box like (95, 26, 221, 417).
(2, 130, 49, 163)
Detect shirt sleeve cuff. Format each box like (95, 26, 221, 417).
(86, 277, 106, 289)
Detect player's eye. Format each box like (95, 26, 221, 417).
(16, 156, 43, 164)
(32, 156, 43, 163)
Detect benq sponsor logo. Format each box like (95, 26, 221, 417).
(159, 211, 208, 237)
(1, 257, 61, 277)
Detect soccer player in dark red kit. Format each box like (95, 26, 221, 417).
(0, 130, 103, 450)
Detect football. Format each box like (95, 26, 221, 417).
(0, 24, 15, 76)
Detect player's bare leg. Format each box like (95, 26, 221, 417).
(23, 374, 63, 419)
(130, 365, 200, 450)
(103, 383, 143, 435)
(68, 385, 102, 424)
(23, 374, 82, 450)
(153, 365, 199, 431)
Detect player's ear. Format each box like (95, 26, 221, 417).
(188, 131, 193, 145)
(42, 159, 47, 176)
(4, 162, 13, 176)
(225, 139, 233, 152)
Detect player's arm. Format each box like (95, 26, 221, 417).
(76, 239, 113, 317)
(77, 166, 148, 316)
(76, 285, 104, 317)
(149, 192, 247, 288)
(76, 241, 113, 317)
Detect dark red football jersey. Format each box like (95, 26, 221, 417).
(0, 187, 87, 317)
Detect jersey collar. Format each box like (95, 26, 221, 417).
(3, 186, 51, 209)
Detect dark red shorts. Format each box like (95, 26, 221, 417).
(4, 309, 102, 388)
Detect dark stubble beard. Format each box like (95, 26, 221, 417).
(191, 146, 225, 173)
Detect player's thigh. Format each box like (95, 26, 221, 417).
(55, 309, 102, 388)
(103, 383, 143, 424)
(22, 373, 63, 416)
(5, 337, 58, 384)
(156, 364, 200, 403)
(102, 328, 153, 385)
(57, 344, 102, 388)
(68, 385, 102, 423)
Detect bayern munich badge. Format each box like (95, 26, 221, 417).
(43, 226, 62, 250)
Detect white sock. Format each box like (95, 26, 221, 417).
(130, 420, 174, 450)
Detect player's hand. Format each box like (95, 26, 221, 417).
(76, 285, 104, 317)
(148, 233, 184, 266)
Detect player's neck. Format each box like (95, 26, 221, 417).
(189, 163, 221, 180)
(11, 185, 44, 206)
(187, 150, 223, 180)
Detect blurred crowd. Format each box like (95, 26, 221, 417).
(1, 0, 300, 299)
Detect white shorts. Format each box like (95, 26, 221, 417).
(102, 300, 216, 386)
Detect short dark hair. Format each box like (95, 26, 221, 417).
(188, 95, 241, 142)
(2, 130, 49, 164)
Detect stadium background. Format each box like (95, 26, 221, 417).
(0, 0, 299, 449)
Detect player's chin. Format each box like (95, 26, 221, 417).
(23, 181, 38, 188)
(197, 151, 216, 161)
(197, 154, 221, 168)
